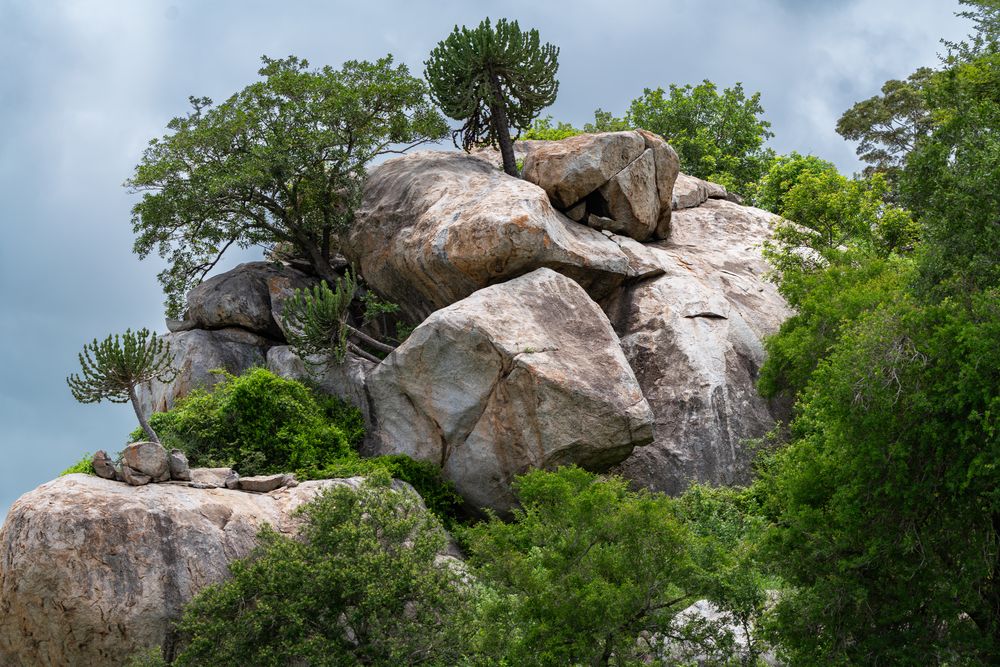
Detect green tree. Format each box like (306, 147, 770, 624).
(463, 467, 718, 666)
(172, 474, 476, 665)
(67, 328, 177, 444)
(128, 55, 447, 316)
(521, 115, 581, 140)
(835, 67, 935, 183)
(583, 108, 631, 133)
(626, 81, 775, 197)
(425, 18, 559, 176)
(755, 152, 838, 214)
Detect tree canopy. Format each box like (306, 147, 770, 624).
(67, 328, 176, 443)
(128, 55, 447, 317)
(425, 18, 559, 176)
(626, 81, 775, 198)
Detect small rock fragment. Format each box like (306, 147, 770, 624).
(119, 465, 151, 487)
(168, 449, 192, 481)
(224, 471, 241, 490)
(91, 451, 117, 481)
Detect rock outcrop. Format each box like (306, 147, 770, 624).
(0, 474, 408, 666)
(522, 130, 679, 241)
(344, 151, 664, 322)
(604, 199, 791, 492)
(136, 327, 271, 418)
(366, 268, 654, 512)
(170, 261, 314, 339)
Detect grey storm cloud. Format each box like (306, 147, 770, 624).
(0, 0, 970, 520)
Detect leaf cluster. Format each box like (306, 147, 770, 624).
(171, 475, 476, 666)
(67, 328, 177, 404)
(425, 18, 559, 152)
(128, 55, 447, 316)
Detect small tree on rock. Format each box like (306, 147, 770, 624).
(67, 328, 177, 443)
(425, 18, 559, 176)
(128, 55, 448, 316)
(282, 271, 395, 365)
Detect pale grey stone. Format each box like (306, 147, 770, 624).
(122, 442, 170, 482)
(345, 151, 663, 322)
(366, 268, 654, 513)
(168, 449, 191, 481)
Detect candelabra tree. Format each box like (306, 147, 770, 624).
(67, 328, 178, 444)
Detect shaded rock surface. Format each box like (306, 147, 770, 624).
(345, 151, 664, 322)
(366, 268, 654, 512)
(604, 199, 791, 493)
(0, 474, 412, 666)
(176, 261, 314, 339)
(135, 327, 271, 418)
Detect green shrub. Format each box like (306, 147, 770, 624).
(60, 453, 94, 476)
(170, 474, 476, 666)
(302, 454, 463, 526)
(131, 368, 358, 475)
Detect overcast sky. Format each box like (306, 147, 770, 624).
(0, 0, 971, 521)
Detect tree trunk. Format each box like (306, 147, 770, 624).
(488, 70, 518, 177)
(128, 385, 160, 444)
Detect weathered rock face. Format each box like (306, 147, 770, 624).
(604, 199, 791, 493)
(366, 268, 654, 512)
(522, 131, 679, 241)
(345, 151, 664, 322)
(671, 172, 735, 210)
(266, 345, 374, 427)
(0, 474, 383, 666)
(175, 261, 314, 339)
(136, 327, 271, 418)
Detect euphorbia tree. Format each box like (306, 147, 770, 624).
(425, 18, 559, 176)
(67, 328, 177, 443)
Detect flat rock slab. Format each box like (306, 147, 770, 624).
(366, 268, 654, 512)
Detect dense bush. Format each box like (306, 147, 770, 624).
(131, 368, 357, 475)
(60, 453, 94, 476)
(132, 368, 462, 524)
(170, 473, 476, 666)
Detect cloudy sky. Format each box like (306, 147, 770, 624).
(0, 0, 971, 520)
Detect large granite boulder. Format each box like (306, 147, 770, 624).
(136, 328, 271, 418)
(604, 199, 792, 493)
(173, 262, 314, 339)
(345, 151, 663, 322)
(366, 268, 654, 512)
(0, 474, 418, 666)
(522, 130, 679, 241)
(671, 172, 735, 210)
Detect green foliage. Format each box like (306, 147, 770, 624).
(758, 253, 914, 400)
(300, 455, 463, 526)
(462, 466, 703, 665)
(67, 328, 176, 405)
(755, 152, 838, 214)
(282, 272, 357, 366)
(836, 67, 935, 182)
(902, 51, 1000, 298)
(360, 288, 400, 323)
(584, 108, 631, 133)
(126, 647, 169, 667)
(425, 18, 559, 175)
(60, 453, 94, 476)
(626, 80, 775, 197)
(133, 368, 356, 476)
(171, 475, 476, 666)
(128, 55, 447, 316)
(759, 293, 1000, 664)
(521, 115, 581, 140)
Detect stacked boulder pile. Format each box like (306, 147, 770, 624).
(134, 130, 789, 509)
(0, 131, 791, 665)
(91, 442, 298, 493)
